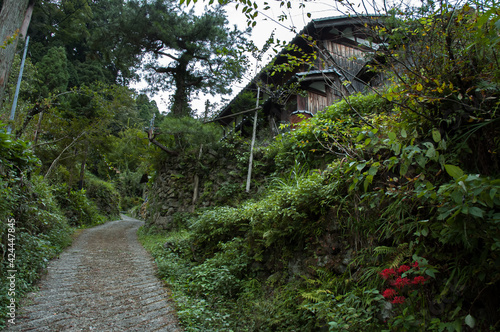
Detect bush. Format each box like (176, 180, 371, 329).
(53, 184, 106, 226)
(144, 84, 499, 330)
(0, 161, 72, 328)
(83, 172, 120, 218)
(114, 169, 144, 210)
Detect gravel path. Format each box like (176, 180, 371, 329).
(5, 215, 181, 332)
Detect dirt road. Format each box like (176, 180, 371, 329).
(5, 216, 181, 331)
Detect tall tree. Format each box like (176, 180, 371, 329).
(0, 0, 34, 109)
(123, 0, 252, 117)
(27, 0, 141, 88)
(11, 0, 143, 138)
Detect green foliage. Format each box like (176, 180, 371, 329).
(376, 2, 500, 132)
(53, 184, 106, 227)
(0, 132, 72, 327)
(139, 226, 316, 331)
(83, 172, 120, 219)
(29, 0, 139, 86)
(228, 90, 258, 114)
(143, 71, 500, 330)
(23, 0, 494, 330)
(213, 182, 246, 206)
(35, 46, 70, 97)
(155, 116, 222, 157)
(300, 268, 386, 330)
(302, 286, 385, 331)
(188, 238, 248, 300)
(115, 169, 145, 210)
(266, 92, 392, 172)
(106, 128, 151, 172)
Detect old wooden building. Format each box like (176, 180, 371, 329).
(213, 15, 385, 138)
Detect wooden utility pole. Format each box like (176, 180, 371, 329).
(246, 87, 260, 193)
(192, 144, 203, 211)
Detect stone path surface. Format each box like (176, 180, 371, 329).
(5, 215, 181, 332)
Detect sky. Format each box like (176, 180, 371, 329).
(131, 0, 394, 115)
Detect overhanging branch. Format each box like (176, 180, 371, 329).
(145, 128, 178, 155)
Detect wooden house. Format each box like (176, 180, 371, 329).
(212, 15, 386, 138)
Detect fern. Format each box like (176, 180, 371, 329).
(374, 246, 398, 256)
(373, 243, 412, 269)
(389, 243, 412, 269)
(301, 289, 331, 303)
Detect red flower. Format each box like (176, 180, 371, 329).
(382, 288, 397, 299)
(391, 296, 406, 304)
(412, 261, 419, 269)
(392, 277, 410, 289)
(398, 265, 411, 274)
(412, 276, 427, 285)
(380, 268, 396, 280)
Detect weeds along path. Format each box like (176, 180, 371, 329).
(5, 215, 181, 332)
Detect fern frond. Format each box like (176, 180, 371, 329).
(389, 243, 412, 268)
(374, 246, 397, 256)
(301, 289, 331, 303)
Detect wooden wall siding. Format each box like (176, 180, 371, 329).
(325, 84, 343, 106)
(323, 41, 366, 75)
(297, 95, 307, 111)
(327, 77, 351, 100)
(308, 91, 328, 114)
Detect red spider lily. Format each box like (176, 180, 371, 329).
(392, 277, 411, 289)
(391, 296, 406, 304)
(398, 265, 411, 274)
(382, 288, 398, 299)
(412, 276, 427, 285)
(380, 268, 396, 280)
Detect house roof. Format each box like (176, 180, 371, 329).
(211, 14, 385, 126)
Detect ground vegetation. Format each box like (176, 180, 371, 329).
(138, 1, 500, 330)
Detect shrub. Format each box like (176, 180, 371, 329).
(83, 172, 120, 218)
(0, 150, 72, 329)
(53, 184, 106, 226)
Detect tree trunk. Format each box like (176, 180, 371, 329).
(19, 2, 34, 38)
(33, 110, 43, 144)
(78, 141, 89, 190)
(0, 0, 31, 109)
(67, 148, 77, 196)
(172, 67, 189, 117)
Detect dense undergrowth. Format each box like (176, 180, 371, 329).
(0, 121, 121, 327)
(136, 4, 500, 330)
(139, 84, 500, 331)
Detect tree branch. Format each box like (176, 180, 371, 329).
(156, 50, 180, 62)
(145, 128, 178, 155)
(44, 131, 86, 179)
(33, 136, 68, 148)
(154, 66, 176, 74)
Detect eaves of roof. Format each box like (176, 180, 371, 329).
(212, 14, 386, 123)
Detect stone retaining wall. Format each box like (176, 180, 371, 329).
(144, 144, 255, 230)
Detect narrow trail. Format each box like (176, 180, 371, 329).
(5, 215, 181, 332)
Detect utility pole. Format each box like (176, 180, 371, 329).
(246, 86, 260, 193)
